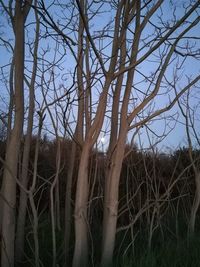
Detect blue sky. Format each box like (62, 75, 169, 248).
(0, 1, 200, 152)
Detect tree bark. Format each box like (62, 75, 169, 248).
(1, 11, 25, 267)
(0, 2, 32, 266)
(15, 4, 39, 261)
(189, 173, 200, 235)
(101, 127, 127, 267)
(72, 143, 90, 267)
(64, 139, 77, 264)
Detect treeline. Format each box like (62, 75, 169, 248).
(0, 135, 199, 266)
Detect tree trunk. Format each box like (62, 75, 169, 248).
(0, 45, 14, 242)
(0, 2, 32, 265)
(15, 5, 39, 260)
(72, 143, 90, 267)
(188, 172, 200, 235)
(50, 138, 61, 267)
(1, 13, 25, 267)
(15, 96, 34, 261)
(101, 129, 127, 267)
(64, 139, 76, 263)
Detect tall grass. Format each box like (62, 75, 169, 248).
(19, 214, 200, 267)
(116, 230, 200, 267)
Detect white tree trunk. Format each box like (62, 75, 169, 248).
(64, 140, 76, 263)
(15, 6, 39, 260)
(72, 144, 90, 267)
(1, 14, 25, 267)
(0, 2, 32, 266)
(101, 130, 127, 267)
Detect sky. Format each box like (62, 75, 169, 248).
(0, 0, 200, 153)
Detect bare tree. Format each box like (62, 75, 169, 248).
(15, 1, 40, 261)
(0, 1, 32, 266)
(0, 1, 200, 266)
(177, 88, 200, 235)
(99, 1, 200, 266)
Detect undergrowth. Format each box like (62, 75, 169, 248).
(17, 214, 200, 267)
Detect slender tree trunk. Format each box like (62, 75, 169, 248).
(72, 143, 90, 267)
(64, 139, 77, 263)
(28, 112, 44, 267)
(101, 127, 127, 267)
(0, 50, 14, 239)
(0, 3, 32, 265)
(55, 180, 61, 230)
(15, 5, 39, 260)
(15, 91, 34, 261)
(177, 91, 200, 236)
(6, 58, 14, 147)
(50, 139, 61, 267)
(1, 13, 25, 267)
(188, 172, 200, 235)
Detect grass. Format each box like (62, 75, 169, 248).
(116, 235, 200, 267)
(18, 214, 200, 267)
